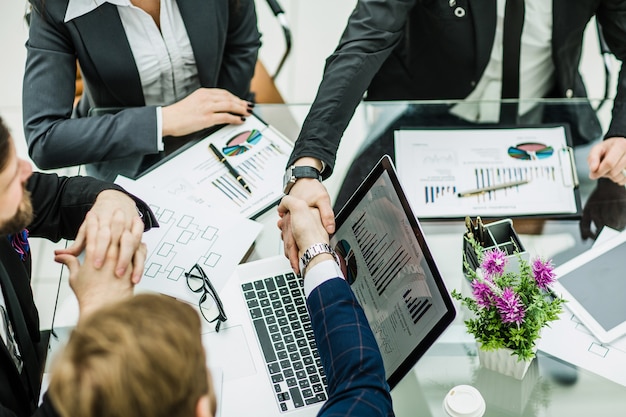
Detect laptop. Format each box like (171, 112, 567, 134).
(204, 155, 456, 416)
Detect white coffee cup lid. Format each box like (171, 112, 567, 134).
(443, 385, 486, 417)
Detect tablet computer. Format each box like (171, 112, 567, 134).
(551, 229, 626, 343)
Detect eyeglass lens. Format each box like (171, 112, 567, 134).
(185, 264, 227, 332)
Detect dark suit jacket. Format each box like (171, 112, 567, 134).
(23, 0, 261, 172)
(307, 278, 393, 416)
(289, 0, 626, 177)
(0, 173, 156, 417)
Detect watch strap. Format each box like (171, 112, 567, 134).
(283, 165, 322, 194)
(299, 243, 339, 276)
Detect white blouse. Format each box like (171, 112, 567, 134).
(65, 0, 202, 147)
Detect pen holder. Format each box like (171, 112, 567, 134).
(463, 218, 528, 280)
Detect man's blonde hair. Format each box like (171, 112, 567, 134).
(48, 293, 209, 417)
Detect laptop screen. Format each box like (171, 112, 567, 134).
(331, 155, 456, 389)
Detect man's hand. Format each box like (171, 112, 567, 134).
(278, 195, 330, 274)
(55, 190, 145, 282)
(55, 236, 147, 319)
(279, 177, 335, 269)
(588, 137, 626, 185)
(162, 88, 253, 137)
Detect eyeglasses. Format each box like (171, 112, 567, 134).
(222, 129, 263, 156)
(507, 142, 554, 160)
(185, 264, 227, 332)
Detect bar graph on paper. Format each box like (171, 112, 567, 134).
(394, 126, 579, 218)
(424, 163, 560, 204)
(135, 115, 293, 219)
(210, 144, 284, 207)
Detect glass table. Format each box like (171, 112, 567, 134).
(251, 99, 626, 417)
(51, 98, 626, 416)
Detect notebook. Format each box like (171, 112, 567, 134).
(205, 155, 456, 416)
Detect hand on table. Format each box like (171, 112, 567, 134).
(587, 137, 626, 186)
(278, 195, 331, 275)
(54, 190, 146, 283)
(278, 178, 335, 272)
(580, 178, 626, 240)
(162, 88, 253, 137)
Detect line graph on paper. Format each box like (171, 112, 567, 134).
(421, 150, 458, 165)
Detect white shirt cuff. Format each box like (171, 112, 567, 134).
(156, 107, 164, 151)
(303, 259, 345, 298)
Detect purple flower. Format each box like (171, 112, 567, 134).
(496, 287, 525, 325)
(472, 279, 494, 308)
(532, 258, 555, 290)
(481, 248, 507, 278)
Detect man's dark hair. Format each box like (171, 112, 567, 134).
(0, 116, 10, 171)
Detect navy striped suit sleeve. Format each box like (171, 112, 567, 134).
(307, 278, 394, 417)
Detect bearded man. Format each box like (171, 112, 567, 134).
(0, 115, 157, 417)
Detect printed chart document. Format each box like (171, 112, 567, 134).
(394, 126, 580, 219)
(137, 115, 293, 219)
(116, 176, 262, 305)
(538, 228, 626, 387)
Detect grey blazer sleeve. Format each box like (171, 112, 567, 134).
(287, 0, 418, 178)
(22, 0, 161, 170)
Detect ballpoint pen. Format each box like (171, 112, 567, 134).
(208, 142, 252, 194)
(457, 180, 530, 197)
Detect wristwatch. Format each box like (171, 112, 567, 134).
(283, 165, 322, 195)
(299, 243, 340, 276)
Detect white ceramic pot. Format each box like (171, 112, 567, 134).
(477, 346, 535, 380)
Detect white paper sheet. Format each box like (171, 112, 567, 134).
(116, 176, 262, 305)
(394, 126, 579, 218)
(137, 115, 293, 219)
(538, 228, 626, 387)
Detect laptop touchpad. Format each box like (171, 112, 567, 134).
(203, 325, 256, 381)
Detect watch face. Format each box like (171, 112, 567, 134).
(283, 168, 295, 190)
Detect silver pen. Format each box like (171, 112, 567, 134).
(457, 180, 530, 197)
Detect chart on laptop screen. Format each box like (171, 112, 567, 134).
(331, 169, 451, 378)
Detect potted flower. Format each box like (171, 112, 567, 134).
(452, 236, 565, 379)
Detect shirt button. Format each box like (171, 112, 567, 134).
(565, 89, 573, 98)
(454, 7, 466, 17)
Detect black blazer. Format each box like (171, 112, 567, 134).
(23, 0, 261, 172)
(289, 0, 626, 177)
(0, 173, 156, 417)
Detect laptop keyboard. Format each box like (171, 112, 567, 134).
(242, 272, 328, 412)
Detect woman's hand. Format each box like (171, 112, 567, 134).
(161, 88, 253, 137)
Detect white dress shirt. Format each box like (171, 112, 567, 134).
(65, 0, 201, 149)
(451, 0, 554, 122)
(303, 259, 346, 298)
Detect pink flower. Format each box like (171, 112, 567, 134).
(472, 279, 494, 308)
(481, 248, 507, 278)
(496, 287, 525, 325)
(532, 258, 555, 290)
